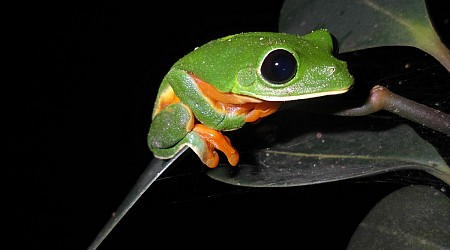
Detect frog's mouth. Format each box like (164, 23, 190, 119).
(255, 87, 351, 102)
(190, 72, 352, 103)
(191, 72, 351, 101)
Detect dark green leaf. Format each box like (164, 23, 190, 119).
(207, 111, 450, 187)
(278, 0, 450, 71)
(347, 185, 450, 249)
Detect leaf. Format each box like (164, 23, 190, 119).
(278, 0, 450, 71)
(347, 185, 450, 249)
(207, 111, 450, 187)
(87, 146, 189, 250)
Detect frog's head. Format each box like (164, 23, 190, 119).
(231, 29, 354, 101)
(183, 29, 354, 101)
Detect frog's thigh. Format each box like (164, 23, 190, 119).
(147, 102, 194, 150)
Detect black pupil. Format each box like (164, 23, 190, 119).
(261, 49, 297, 84)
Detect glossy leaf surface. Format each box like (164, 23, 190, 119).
(347, 185, 450, 249)
(279, 0, 450, 71)
(208, 111, 450, 187)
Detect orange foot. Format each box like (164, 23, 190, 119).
(192, 124, 239, 168)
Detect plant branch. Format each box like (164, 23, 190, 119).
(336, 85, 450, 136)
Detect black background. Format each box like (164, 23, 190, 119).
(4, 1, 450, 249)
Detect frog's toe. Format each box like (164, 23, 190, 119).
(185, 131, 220, 168)
(192, 124, 239, 167)
(201, 151, 220, 169)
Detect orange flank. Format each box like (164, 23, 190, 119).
(190, 73, 282, 123)
(193, 124, 239, 168)
(190, 73, 262, 104)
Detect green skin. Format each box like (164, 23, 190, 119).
(147, 29, 354, 167)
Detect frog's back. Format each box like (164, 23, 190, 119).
(172, 32, 310, 92)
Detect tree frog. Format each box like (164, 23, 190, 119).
(147, 29, 354, 168)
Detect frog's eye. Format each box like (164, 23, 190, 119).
(261, 49, 297, 84)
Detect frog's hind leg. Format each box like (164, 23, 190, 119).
(148, 102, 239, 168)
(148, 102, 222, 168)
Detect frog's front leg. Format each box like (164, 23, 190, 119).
(148, 102, 238, 168)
